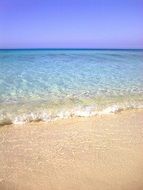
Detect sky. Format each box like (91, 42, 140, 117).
(0, 0, 143, 49)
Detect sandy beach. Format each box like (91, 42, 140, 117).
(0, 110, 143, 190)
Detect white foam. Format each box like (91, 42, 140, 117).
(0, 103, 143, 126)
(13, 112, 51, 124)
(56, 111, 72, 119)
(73, 106, 97, 117)
(99, 105, 123, 115)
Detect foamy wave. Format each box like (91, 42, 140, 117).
(0, 104, 143, 126)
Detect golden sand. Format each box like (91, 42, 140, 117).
(0, 110, 143, 190)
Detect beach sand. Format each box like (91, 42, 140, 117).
(0, 110, 143, 190)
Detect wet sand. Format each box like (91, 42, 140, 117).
(0, 110, 143, 190)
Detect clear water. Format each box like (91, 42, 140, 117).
(0, 49, 143, 125)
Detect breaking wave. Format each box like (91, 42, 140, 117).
(0, 103, 143, 126)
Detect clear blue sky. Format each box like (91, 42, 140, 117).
(0, 0, 143, 49)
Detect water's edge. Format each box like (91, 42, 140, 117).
(1, 105, 143, 127)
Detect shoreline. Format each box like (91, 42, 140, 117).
(1, 107, 143, 127)
(0, 109, 143, 190)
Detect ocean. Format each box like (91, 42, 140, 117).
(0, 49, 143, 125)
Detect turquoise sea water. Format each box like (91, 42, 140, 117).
(0, 49, 143, 125)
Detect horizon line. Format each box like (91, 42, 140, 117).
(0, 48, 143, 50)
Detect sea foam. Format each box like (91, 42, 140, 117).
(0, 104, 142, 126)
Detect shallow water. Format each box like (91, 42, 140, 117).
(0, 49, 143, 124)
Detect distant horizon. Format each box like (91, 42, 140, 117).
(0, 48, 143, 50)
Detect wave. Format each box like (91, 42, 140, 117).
(0, 103, 143, 126)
